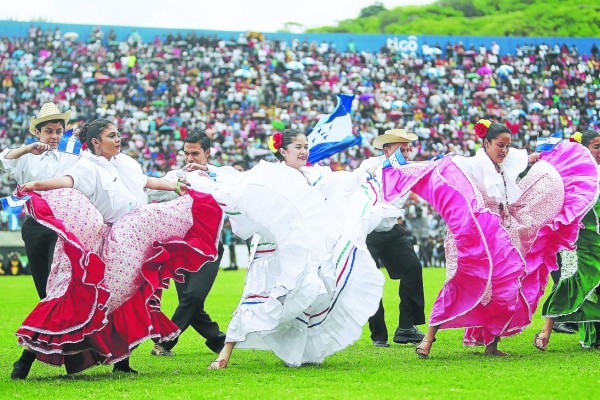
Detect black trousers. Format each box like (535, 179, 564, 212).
(161, 243, 226, 352)
(550, 252, 562, 286)
(366, 225, 425, 341)
(21, 217, 57, 300)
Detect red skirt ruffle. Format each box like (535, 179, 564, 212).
(16, 189, 222, 374)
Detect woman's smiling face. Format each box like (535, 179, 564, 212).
(280, 134, 309, 170)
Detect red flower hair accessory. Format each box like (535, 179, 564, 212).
(474, 119, 491, 139)
(268, 132, 283, 153)
(569, 131, 583, 143)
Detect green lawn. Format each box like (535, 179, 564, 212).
(0, 268, 598, 399)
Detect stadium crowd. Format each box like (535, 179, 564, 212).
(1, 25, 599, 262)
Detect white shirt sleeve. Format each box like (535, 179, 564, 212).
(147, 170, 179, 202)
(64, 158, 97, 199)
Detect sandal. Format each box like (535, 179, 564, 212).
(533, 332, 549, 351)
(415, 339, 433, 359)
(150, 344, 175, 357)
(208, 358, 228, 370)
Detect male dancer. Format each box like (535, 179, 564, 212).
(0, 103, 78, 300)
(2, 103, 79, 380)
(361, 129, 426, 347)
(148, 130, 226, 355)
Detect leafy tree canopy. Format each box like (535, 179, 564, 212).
(308, 0, 600, 37)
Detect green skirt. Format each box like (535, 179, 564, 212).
(542, 199, 600, 348)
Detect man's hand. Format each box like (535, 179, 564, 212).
(28, 142, 51, 155)
(182, 163, 208, 172)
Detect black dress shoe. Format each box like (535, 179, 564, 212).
(552, 322, 577, 334)
(373, 340, 390, 347)
(11, 349, 36, 380)
(223, 266, 238, 271)
(393, 326, 425, 344)
(112, 358, 138, 374)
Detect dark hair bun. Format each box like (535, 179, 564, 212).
(78, 123, 90, 144)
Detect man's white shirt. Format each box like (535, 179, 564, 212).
(359, 155, 408, 232)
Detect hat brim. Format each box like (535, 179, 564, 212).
(29, 111, 71, 134)
(373, 132, 418, 149)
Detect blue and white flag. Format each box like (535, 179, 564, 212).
(307, 94, 362, 164)
(57, 129, 82, 154)
(535, 132, 563, 152)
(382, 146, 408, 169)
(8, 214, 20, 231)
(0, 194, 30, 215)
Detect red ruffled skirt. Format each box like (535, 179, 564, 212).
(16, 188, 222, 374)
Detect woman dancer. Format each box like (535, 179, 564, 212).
(536, 130, 600, 350)
(382, 119, 598, 358)
(11, 119, 222, 379)
(186, 129, 384, 369)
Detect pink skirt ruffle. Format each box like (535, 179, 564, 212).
(16, 188, 222, 373)
(383, 142, 598, 345)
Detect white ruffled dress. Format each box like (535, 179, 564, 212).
(187, 161, 384, 366)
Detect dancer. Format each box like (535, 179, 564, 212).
(11, 119, 222, 379)
(186, 129, 384, 369)
(359, 129, 426, 347)
(536, 130, 600, 350)
(0, 102, 79, 299)
(382, 119, 598, 358)
(147, 130, 226, 357)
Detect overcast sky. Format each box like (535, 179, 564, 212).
(1, 0, 435, 32)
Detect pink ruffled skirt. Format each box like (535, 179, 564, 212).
(383, 142, 598, 345)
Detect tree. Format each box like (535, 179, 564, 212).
(279, 22, 305, 34)
(359, 2, 386, 18)
(438, 0, 484, 17)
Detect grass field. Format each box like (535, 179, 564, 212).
(1, 268, 598, 399)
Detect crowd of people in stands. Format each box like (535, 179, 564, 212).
(1, 25, 599, 265)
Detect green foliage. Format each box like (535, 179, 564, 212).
(307, 0, 600, 37)
(1, 271, 599, 399)
(359, 1, 386, 18)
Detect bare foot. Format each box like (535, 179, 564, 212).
(208, 358, 228, 370)
(533, 332, 549, 351)
(415, 340, 434, 359)
(484, 348, 510, 357)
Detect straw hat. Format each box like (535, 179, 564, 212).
(372, 129, 418, 149)
(29, 103, 71, 134)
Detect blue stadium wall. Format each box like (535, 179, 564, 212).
(0, 20, 598, 56)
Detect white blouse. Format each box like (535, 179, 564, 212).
(64, 151, 148, 223)
(0, 148, 79, 184)
(453, 147, 528, 204)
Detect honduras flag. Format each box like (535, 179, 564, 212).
(382, 146, 408, 169)
(535, 132, 562, 152)
(8, 214, 20, 231)
(307, 94, 362, 164)
(0, 194, 30, 215)
(57, 129, 82, 154)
